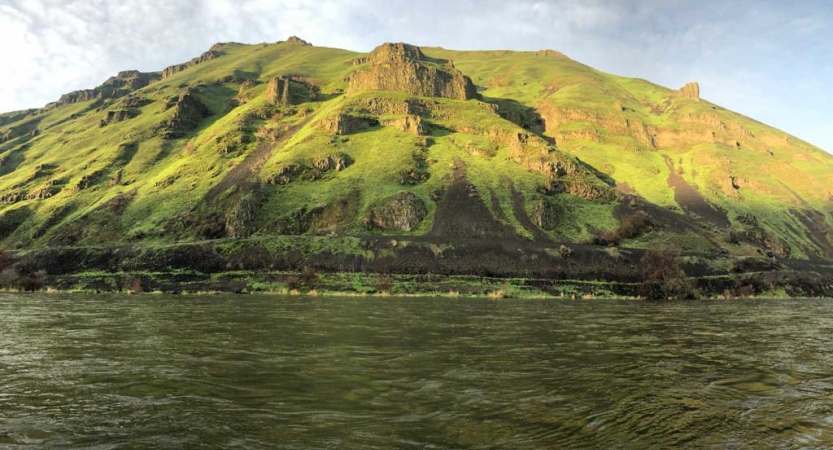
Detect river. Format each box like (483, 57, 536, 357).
(1, 294, 832, 448)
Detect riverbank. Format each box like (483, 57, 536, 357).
(2, 236, 833, 299)
(0, 268, 829, 300)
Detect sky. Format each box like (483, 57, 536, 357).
(1, 0, 831, 151)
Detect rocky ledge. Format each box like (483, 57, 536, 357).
(348, 43, 479, 101)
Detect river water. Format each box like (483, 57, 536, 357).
(1, 294, 832, 449)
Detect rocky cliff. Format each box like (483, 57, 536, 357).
(348, 43, 478, 100)
(55, 70, 160, 106)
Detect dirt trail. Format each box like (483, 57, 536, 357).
(204, 117, 313, 203)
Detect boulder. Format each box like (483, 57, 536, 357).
(348, 43, 479, 100)
(365, 192, 427, 232)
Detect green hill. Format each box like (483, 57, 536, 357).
(1, 37, 832, 297)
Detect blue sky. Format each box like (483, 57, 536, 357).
(1, 0, 831, 151)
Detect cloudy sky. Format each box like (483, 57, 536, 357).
(1, 0, 831, 151)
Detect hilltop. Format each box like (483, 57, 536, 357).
(1, 37, 832, 297)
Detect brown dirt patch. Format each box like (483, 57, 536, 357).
(203, 116, 313, 203)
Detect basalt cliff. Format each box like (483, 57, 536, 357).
(1, 38, 832, 297)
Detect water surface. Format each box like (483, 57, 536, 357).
(1, 294, 832, 449)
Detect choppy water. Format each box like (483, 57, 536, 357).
(1, 294, 833, 449)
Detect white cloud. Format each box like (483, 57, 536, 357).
(0, 0, 830, 151)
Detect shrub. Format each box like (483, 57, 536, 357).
(21, 270, 47, 292)
(123, 275, 143, 294)
(487, 290, 506, 299)
(285, 275, 300, 290)
(0, 266, 19, 290)
(301, 266, 318, 289)
(639, 248, 698, 300)
(375, 273, 393, 293)
(595, 211, 654, 246)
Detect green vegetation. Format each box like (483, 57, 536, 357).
(1, 38, 832, 298)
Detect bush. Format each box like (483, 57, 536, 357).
(21, 270, 47, 292)
(123, 275, 143, 294)
(375, 273, 393, 292)
(639, 248, 698, 300)
(301, 266, 318, 288)
(594, 211, 654, 246)
(0, 266, 19, 289)
(285, 275, 300, 290)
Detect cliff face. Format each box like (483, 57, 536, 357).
(55, 70, 161, 106)
(348, 43, 478, 100)
(161, 50, 221, 79)
(2, 38, 833, 268)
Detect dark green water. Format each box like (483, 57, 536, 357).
(1, 294, 833, 449)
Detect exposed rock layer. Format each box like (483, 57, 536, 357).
(348, 43, 478, 100)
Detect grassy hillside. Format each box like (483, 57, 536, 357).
(1, 37, 832, 270)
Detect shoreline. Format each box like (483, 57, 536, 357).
(0, 270, 826, 300)
(3, 237, 833, 299)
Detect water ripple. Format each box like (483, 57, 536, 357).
(1, 294, 832, 448)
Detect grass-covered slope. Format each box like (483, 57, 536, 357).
(1, 37, 832, 267)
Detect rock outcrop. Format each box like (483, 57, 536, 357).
(265, 76, 320, 105)
(678, 82, 700, 100)
(312, 153, 353, 172)
(535, 49, 570, 60)
(267, 154, 353, 185)
(346, 97, 429, 116)
(364, 192, 427, 232)
(100, 109, 138, 127)
(56, 71, 160, 106)
(266, 76, 293, 105)
(121, 96, 152, 108)
(225, 194, 258, 239)
(286, 36, 313, 46)
(381, 115, 427, 135)
(161, 50, 221, 79)
(319, 114, 379, 135)
(348, 43, 478, 100)
(0, 118, 41, 144)
(531, 199, 560, 230)
(158, 93, 211, 139)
